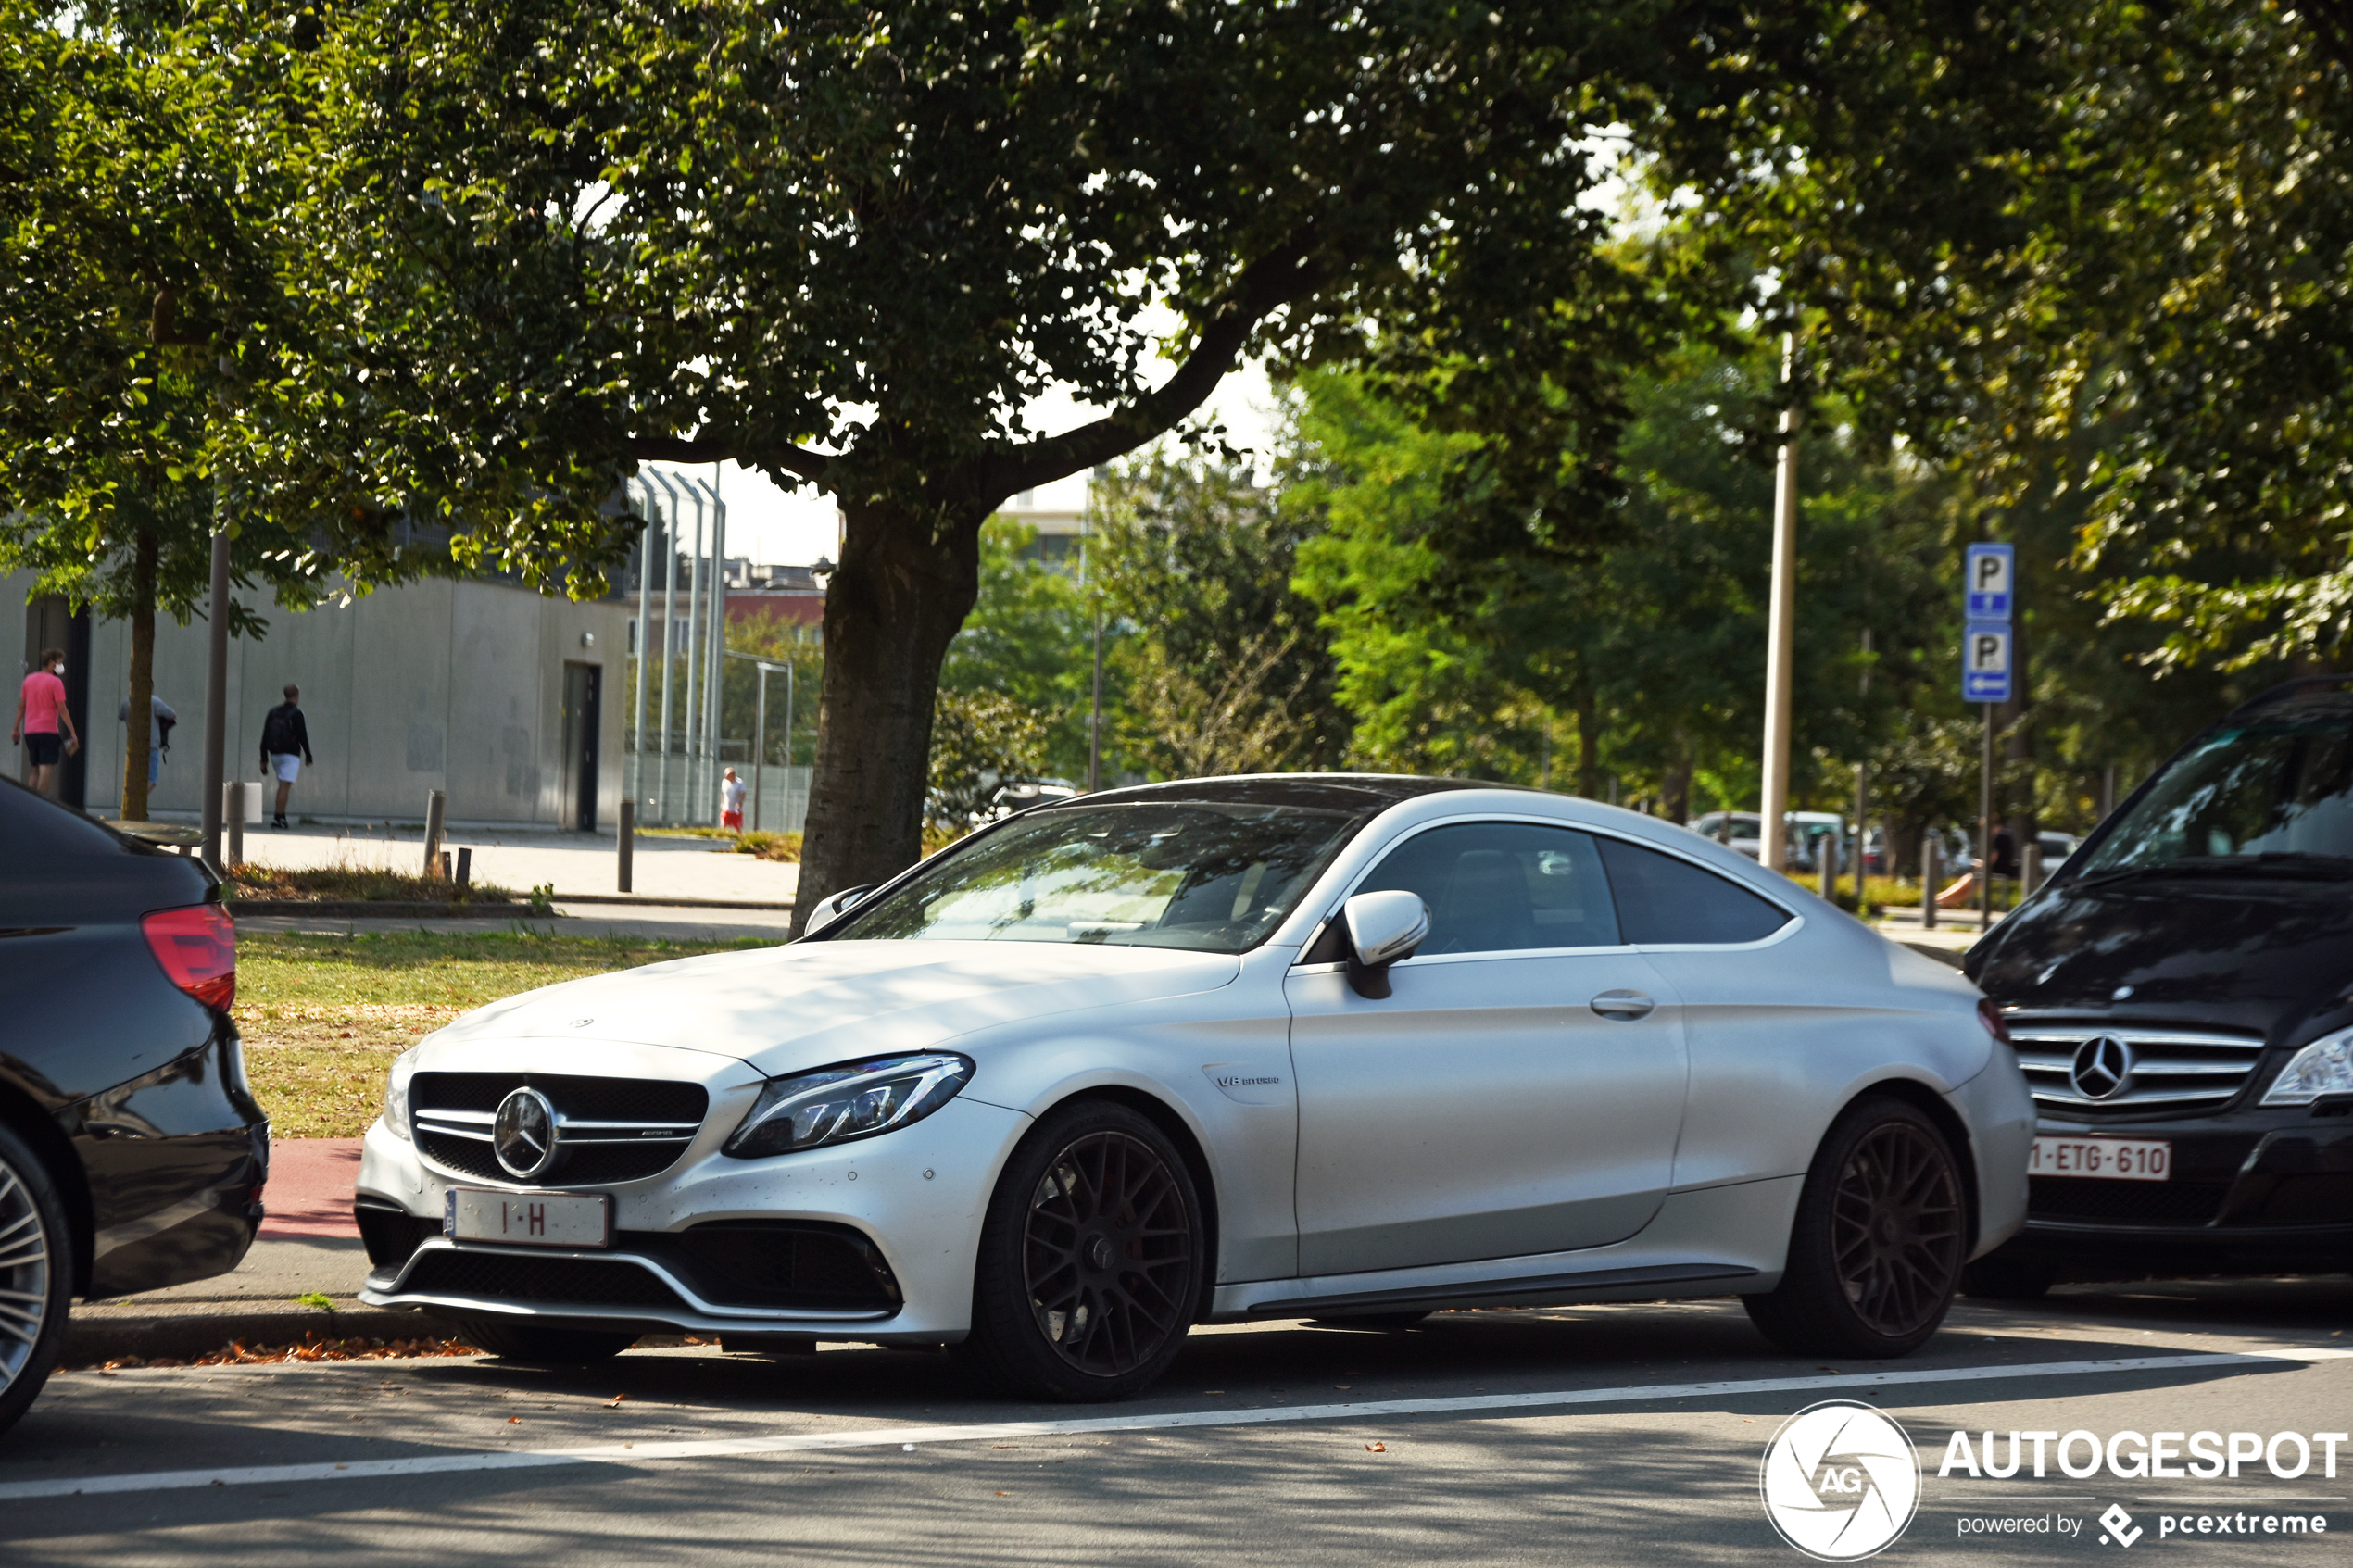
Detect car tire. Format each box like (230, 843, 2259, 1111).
(957, 1100, 1205, 1402)
(456, 1317, 638, 1362)
(1958, 1254, 2057, 1301)
(1743, 1098, 1966, 1359)
(0, 1122, 74, 1438)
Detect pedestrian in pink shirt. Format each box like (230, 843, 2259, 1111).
(12, 648, 80, 797)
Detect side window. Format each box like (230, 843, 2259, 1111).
(1353, 822, 1620, 955)
(1595, 836, 1790, 945)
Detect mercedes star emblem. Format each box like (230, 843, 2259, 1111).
(493, 1086, 560, 1180)
(2070, 1035, 2133, 1101)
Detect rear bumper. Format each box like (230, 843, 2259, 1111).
(1994, 1109, 2353, 1274)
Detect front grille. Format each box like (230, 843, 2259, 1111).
(2030, 1177, 2232, 1226)
(2008, 1021, 2266, 1118)
(656, 1222, 902, 1311)
(410, 1072, 709, 1186)
(402, 1250, 686, 1309)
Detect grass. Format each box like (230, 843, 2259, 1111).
(226, 864, 522, 906)
(735, 830, 802, 862)
(234, 929, 773, 1137)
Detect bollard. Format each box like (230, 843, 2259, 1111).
(422, 789, 447, 879)
(1820, 831, 1840, 905)
(2020, 842, 2042, 903)
(617, 798, 635, 893)
(440, 850, 453, 881)
(224, 782, 245, 868)
(1921, 834, 1939, 930)
(456, 847, 472, 890)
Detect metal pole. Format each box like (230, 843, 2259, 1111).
(651, 474, 680, 822)
(224, 781, 244, 867)
(199, 489, 231, 871)
(631, 475, 655, 814)
(1758, 332, 1800, 874)
(679, 476, 704, 823)
(753, 662, 768, 834)
(1853, 761, 1869, 905)
(704, 474, 726, 820)
(1981, 700, 1995, 931)
(422, 788, 447, 879)
(1921, 833, 1939, 930)
(783, 658, 796, 835)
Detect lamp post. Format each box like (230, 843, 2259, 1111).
(1758, 332, 1800, 874)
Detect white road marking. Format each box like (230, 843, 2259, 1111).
(3, 1347, 2343, 1503)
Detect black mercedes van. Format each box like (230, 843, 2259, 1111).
(1963, 676, 2353, 1293)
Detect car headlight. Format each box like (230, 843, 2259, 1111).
(381, 1045, 422, 1141)
(2262, 1029, 2353, 1106)
(724, 1053, 974, 1159)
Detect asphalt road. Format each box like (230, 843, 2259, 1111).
(4, 1278, 2347, 1566)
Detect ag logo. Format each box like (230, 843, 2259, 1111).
(1760, 1399, 1921, 1560)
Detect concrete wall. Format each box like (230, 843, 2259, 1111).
(6, 571, 630, 828)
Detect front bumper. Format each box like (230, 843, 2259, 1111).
(1996, 1105, 2353, 1273)
(355, 1093, 1027, 1342)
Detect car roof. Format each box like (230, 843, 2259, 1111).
(1040, 773, 1519, 817)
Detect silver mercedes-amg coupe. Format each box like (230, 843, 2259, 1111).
(357, 775, 2031, 1400)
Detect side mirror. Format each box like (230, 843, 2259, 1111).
(801, 883, 876, 937)
(1341, 889, 1429, 998)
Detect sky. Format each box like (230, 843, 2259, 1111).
(639, 356, 1283, 567)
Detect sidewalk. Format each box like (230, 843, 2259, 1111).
(230, 821, 802, 906)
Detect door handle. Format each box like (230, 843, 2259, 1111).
(1591, 989, 1655, 1022)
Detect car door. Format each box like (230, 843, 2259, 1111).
(1285, 821, 1690, 1277)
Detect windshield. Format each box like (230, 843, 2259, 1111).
(827, 800, 1363, 951)
(2075, 695, 2353, 880)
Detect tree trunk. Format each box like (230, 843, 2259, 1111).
(1574, 683, 1603, 802)
(121, 526, 157, 823)
(1661, 749, 1692, 824)
(791, 499, 984, 934)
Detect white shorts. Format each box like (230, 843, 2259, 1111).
(269, 754, 302, 783)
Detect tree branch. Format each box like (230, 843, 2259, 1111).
(980, 240, 1328, 497)
(626, 433, 831, 484)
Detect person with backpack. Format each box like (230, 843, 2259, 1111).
(119, 692, 178, 788)
(258, 684, 314, 829)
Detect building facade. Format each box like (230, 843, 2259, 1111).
(5, 571, 629, 829)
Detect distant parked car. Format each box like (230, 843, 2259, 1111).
(1965, 676, 2353, 1294)
(985, 779, 1081, 822)
(1687, 810, 1850, 873)
(0, 780, 269, 1436)
(356, 775, 2028, 1399)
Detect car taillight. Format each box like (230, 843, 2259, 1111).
(143, 904, 236, 1010)
(1977, 997, 2012, 1046)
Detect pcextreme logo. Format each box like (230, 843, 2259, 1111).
(1761, 1400, 1923, 1561)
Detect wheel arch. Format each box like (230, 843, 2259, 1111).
(1839, 1075, 1982, 1256)
(1038, 1085, 1224, 1323)
(0, 1074, 94, 1294)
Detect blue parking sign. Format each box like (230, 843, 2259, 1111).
(1963, 621, 2013, 703)
(1965, 543, 2015, 620)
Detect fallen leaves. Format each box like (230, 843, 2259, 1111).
(1365, 1442, 1387, 1453)
(76, 1333, 479, 1372)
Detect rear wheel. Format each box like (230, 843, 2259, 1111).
(0, 1123, 73, 1438)
(457, 1317, 637, 1362)
(958, 1101, 1204, 1401)
(1744, 1098, 1966, 1358)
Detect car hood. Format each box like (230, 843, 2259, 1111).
(1970, 877, 2353, 1035)
(419, 939, 1244, 1078)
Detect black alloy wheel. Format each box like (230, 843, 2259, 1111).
(960, 1101, 1203, 1401)
(0, 1123, 73, 1437)
(1745, 1098, 1966, 1358)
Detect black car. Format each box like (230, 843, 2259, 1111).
(1964, 675, 2353, 1293)
(0, 777, 270, 1432)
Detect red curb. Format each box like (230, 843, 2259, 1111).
(259, 1138, 364, 1239)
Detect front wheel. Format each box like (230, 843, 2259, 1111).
(957, 1101, 1204, 1401)
(1744, 1098, 1966, 1359)
(0, 1123, 73, 1438)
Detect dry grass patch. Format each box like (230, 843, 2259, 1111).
(228, 864, 522, 905)
(236, 930, 773, 1136)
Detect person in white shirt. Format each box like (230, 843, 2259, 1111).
(721, 766, 748, 833)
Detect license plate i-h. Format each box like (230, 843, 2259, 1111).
(445, 1187, 611, 1247)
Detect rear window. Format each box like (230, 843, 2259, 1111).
(1595, 837, 1790, 945)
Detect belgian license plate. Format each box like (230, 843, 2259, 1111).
(445, 1188, 610, 1248)
(2030, 1136, 2171, 1182)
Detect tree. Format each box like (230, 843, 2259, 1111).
(937, 520, 1093, 782)
(1094, 453, 1346, 779)
(257, 0, 1774, 921)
